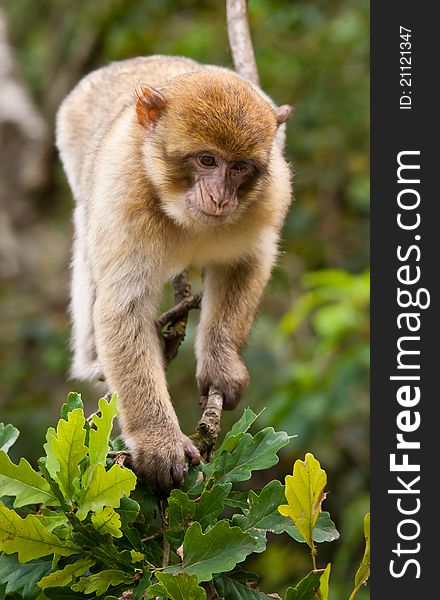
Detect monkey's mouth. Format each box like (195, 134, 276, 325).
(196, 209, 234, 224)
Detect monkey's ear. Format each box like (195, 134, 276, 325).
(275, 104, 293, 126)
(135, 86, 167, 129)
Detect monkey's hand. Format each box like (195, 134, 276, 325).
(197, 349, 249, 410)
(129, 425, 201, 495)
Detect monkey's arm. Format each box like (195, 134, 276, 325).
(196, 232, 278, 409)
(93, 280, 200, 493)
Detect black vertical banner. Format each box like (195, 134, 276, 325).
(372, 2, 438, 597)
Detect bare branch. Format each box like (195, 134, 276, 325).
(191, 387, 224, 459)
(160, 270, 200, 366)
(157, 292, 201, 328)
(226, 0, 260, 86)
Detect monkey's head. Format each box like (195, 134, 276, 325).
(135, 71, 291, 228)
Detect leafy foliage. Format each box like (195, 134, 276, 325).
(0, 394, 369, 599)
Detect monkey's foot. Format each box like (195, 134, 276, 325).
(197, 351, 249, 410)
(128, 429, 201, 495)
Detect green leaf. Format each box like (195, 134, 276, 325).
(0, 501, 79, 562)
(165, 490, 196, 547)
(117, 497, 141, 526)
(319, 564, 331, 600)
(0, 423, 19, 453)
(285, 572, 322, 600)
(148, 573, 206, 600)
(232, 481, 288, 552)
(110, 436, 129, 452)
(60, 393, 84, 420)
(167, 490, 196, 529)
(37, 512, 68, 533)
(117, 497, 142, 550)
(72, 570, 135, 595)
(85, 394, 118, 481)
(224, 491, 249, 511)
(181, 465, 204, 495)
(43, 588, 92, 599)
(43, 409, 88, 500)
(214, 428, 290, 484)
(166, 520, 257, 582)
(285, 512, 339, 544)
(214, 575, 276, 600)
(215, 409, 260, 455)
(0, 553, 51, 600)
(91, 506, 123, 537)
(194, 483, 231, 529)
(37, 559, 95, 589)
(0, 451, 60, 508)
(76, 463, 136, 520)
(133, 571, 152, 600)
(349, 513, 370, 599)
(278, 453, 327, 550)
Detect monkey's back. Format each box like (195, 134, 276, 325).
(56, 56, 204, 198)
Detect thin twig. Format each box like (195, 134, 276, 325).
(141, 529, 164, 543)
(157, 292, 201, 328)
(159, 500, 170, 568)
(226, 0, 260, 85)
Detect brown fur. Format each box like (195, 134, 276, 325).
(56, 55, 292, 493)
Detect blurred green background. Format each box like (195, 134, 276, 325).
(0, 0, 369, 597)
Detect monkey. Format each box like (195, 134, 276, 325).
(56, 55, 292, 494)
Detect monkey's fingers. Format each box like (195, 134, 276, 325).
(182, 436, 202, 466)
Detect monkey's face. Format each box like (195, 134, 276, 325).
(136, 70, 291, 228)
(169, 150, 266, 225)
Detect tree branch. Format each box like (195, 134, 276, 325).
(226, 0, 260, 86)
(161, 270, 200, 366)
(191, 387, 224, 459)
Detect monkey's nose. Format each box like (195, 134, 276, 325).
(210, 193, 229, 210)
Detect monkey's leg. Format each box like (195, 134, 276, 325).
(196, 243, 276, 410)
(70, 205, 102, 381)
(93, 290, 201, 493)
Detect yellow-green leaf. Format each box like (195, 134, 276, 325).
(86, 394, 118, 481)
(43, 408, 87, 500)
(0, 502, 79, 562)
(319, 563, 331, 600)
(91, 506, 123, 538)
(76, 464, 136, 521)
(278, 453, 327, 550)
(130, 550, 144, 563)
(349, 513, 370, 600)
(38, 558, 95, 589)
(0, 451, 59, 508)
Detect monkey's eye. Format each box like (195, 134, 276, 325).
(198, 155, 217, 167)
(231, 160, 249, 172)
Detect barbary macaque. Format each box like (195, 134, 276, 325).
(56, 55, 292, 493)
